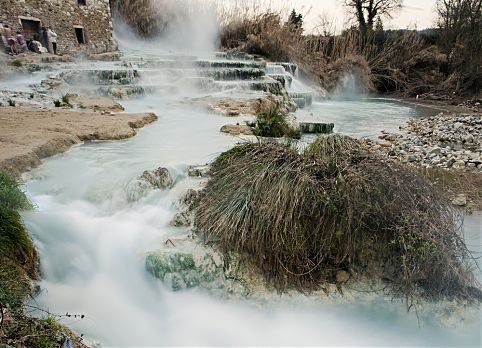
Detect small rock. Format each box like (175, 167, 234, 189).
(428, 146, 442, 155)
(431, 156, 441, 165)
(188, 165, 209, 178)
(378, 140, 392, 148)
(452, 194, 467, 207)
(336, 270, 350, 284)
(452, 160, 466, 169)
(171, 211, 192, 227)
(220, 124, 253, 136)
(463, 134, 474, 143)
(408, 155, 418, 162)
(125, 179, 153, 202)
(140, 167, 173, 189)
(181, 188, 201, 209)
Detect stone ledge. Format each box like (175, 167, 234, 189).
(0, 106, 157, 175)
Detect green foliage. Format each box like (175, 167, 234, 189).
(0, 209, 36, 265)
(0, 171, 36, 310)
(7, 99, 16, 107)
(0, 258, 31, 310)
(10, 59, 22, 68)
(0, 171, 32, 210)
(1, 312, 86, 348)
(53, 94, 73, 108)
(61, 94, 70, 105)
(0, 208, 37, 311)
(0, 175, 83, 348)
(253, 105, 300, 139)
(212, 144, 251, 172)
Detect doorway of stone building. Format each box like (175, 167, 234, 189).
(20, 18, 41, 39)
(74, 26, 85, 44)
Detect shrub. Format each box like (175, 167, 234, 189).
(11, 59, 22, 68)
(61, 94, 73, 108)
(7, 98, 16, 107)
(0, 209, 37, 308)
(0, 171, 36, 310)
(195, 135, 479, 301)
(53, 95, 73, 108)
(253, 105, 300, 139)
(0, 171, 32, 210)
(1, 312, 87, 348)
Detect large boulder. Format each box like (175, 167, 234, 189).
(145, 238, 259, 296)
(145, 247, 223, 291)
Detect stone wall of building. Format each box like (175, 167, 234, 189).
(0, 0, 117, 54)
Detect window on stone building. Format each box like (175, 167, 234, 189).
(20, 18, 41, 37)
(78, 0, 87, 5)
(75, 27, 85, 44)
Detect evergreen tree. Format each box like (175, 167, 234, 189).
(289, 9, 303, 31)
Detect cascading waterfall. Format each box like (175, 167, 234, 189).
(1, 3, 478, 346)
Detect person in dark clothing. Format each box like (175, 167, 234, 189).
(40, 27, 49, 53)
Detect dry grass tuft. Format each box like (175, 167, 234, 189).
(195, 135, 480, 301)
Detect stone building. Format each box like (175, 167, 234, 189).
(0, 0, 117, 54)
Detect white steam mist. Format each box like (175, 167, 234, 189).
(332, 73, 369, 100)
(114, 0, 219, 52)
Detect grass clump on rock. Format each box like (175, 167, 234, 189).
(252, 104, 300, 139)
(195, 135, 479, 301)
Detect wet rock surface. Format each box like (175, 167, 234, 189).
(140, 167, 173, 190)
(68, 94, 125, 112)
(299, 122, 334, 134)
(220, 124, 254, 136)
(0, 107, 157, 175)
(187, 165, 210, 178)
(145, 238, 256, 296)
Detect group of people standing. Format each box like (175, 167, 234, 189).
(1, 24, 58, 55)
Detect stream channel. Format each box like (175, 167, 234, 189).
(2, 42, 480, 346)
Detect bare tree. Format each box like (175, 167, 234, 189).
(343, 0, 403, 33)
(437, 0, 482, 79)
(437, 0, 481, 48)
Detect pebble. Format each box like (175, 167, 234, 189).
(452, 194, 468, 207)
(367, 113, 482, 172)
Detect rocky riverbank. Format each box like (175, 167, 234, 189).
(366, 112, 482, 210)
(370, 113, 481, 171)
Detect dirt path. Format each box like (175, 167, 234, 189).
(0, 106, 157, 175)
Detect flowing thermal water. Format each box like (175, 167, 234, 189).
(3, 17, 479, 347)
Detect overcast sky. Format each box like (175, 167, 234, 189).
(275, 0, 439, 32)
